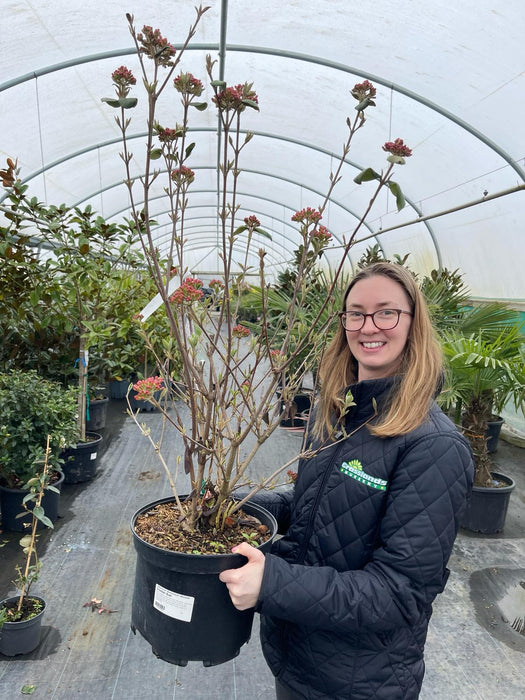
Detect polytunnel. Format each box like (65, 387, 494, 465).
(1, 2, 525, 698)
(1, 0, 524, 303)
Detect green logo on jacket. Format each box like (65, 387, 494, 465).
(340, 459, 387, 491)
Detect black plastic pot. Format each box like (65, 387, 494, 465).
(61, 433, 103, 483)
(485, 416, 504, 453)
(0, 596, 46, 656)
(86, 396, 109, 431)
(279, 390, 312, 430)
(460, 471, 515, 534)
(109, 379, 130, 400)
(0, 471, 64, 532)
(130, 497, 278, 667)
(128, 389, 160, 412)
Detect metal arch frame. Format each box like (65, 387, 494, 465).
(148, 217, 294, 266)
(1, 121, 458, 266)
(137, 205, 300, 252)
(68, 164, 392, 258)
(122, 193, 369, 272)
(0, 127, 386, 250)
(3, 43, 522, 269)
(110, 190, 350, 250)
(2, 43, 521, 182)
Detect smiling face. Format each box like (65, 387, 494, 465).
(344, 274, 413, 381)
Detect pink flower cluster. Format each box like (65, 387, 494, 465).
(291, 207, 322, 224)
(132, 376, 164, 401)
(157, 125, 185, 143)
(382, 138, 412, 158)
(112, 66, 136, 88)
(244, 215, 260, 229)
(137, 25, 176, 66)
(212, 83, 259, 112)
(169, 277, 204, 305)
(171, 166, 195, 185)
(174, 73, 204, 96)
(287, 469, 298, 483)
(232, 324, 250, 338)
(351, 80, 376, 101)
(209, 278, 225, 291)
(313, 225, 331, 243)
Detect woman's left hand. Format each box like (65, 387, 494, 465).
(219, 542, 265, 610)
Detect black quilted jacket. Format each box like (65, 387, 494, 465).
(254, 376, 474, 699)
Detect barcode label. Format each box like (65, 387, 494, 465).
(153, 583, 194, 622)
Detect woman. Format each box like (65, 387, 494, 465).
(220, 262, 474, 699)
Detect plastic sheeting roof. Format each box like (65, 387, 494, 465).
(1, 0, 524, 302)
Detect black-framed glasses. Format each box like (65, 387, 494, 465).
(339, 308, 412, 331)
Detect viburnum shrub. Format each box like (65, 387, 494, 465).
(102, 5, 412, 535)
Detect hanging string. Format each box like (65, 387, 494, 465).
(35, 76, 48, 202)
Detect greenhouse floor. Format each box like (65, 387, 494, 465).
(1, 399, 524, 699)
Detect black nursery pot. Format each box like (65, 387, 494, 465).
(61, 433, 103, 484)
(86, 396, 109, 431)
(0, 596, 46, 656)
(0, 471, 64, 532)
(460, 472, 515, 534)
(130, 497, 278, 667)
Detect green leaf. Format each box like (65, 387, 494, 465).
(254, 227, 272, 240)
(101, 97, 137, 109)
(232, 225, 248, 236)
(78, 236, 90, 255)
(21, 685, 36, 695)
(191, 102, 208, 111)
(149, 148, 163, 160)
(355, 96, 376, 112)
(242, 99, 259, 111)
(353, 167, 380, 185)
(33, 506, 53, 529)
(185, 143, 196, 158)
(388, 180, 406, 211)
(101, 97, 121, 108)
(210, 80, 226, 88)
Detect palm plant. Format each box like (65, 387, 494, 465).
(440, 319, 525, 487)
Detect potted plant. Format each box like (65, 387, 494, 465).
(0, 369, 79, 530)
(102, 7, 412, 666)
(0, 438, 56, 656)
(439, 307, 525, 533)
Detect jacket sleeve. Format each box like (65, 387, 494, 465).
(256, 431, 474, 633)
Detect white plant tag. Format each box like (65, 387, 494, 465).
(90, 452, 97, 460)
(153, 583, 194, 622)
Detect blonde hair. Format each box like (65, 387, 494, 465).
(314, 262, 443, 439)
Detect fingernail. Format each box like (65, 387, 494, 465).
(232, 546, 238, 553)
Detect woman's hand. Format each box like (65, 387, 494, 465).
(219, 542, 265, 610)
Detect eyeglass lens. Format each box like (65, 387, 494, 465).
(341, 309, 402, 330)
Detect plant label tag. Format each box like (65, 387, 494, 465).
(90, 453, 97, 460)
(153, 583, 194, 622)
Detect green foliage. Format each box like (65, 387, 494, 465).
(440, 322, 525, 420)
(0, 370, 79, 487)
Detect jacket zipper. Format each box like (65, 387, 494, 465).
(295, 439, 345, 564)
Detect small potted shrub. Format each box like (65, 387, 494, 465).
(0, 439, 55, 655)
(0, 370, 79, 530)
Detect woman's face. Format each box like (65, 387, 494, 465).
(343, 274, 413, 381)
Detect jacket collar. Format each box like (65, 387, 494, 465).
(344, 375, 400, 424)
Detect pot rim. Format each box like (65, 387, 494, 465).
(472, 471, 515, 493)
(130, 495, 278, 561)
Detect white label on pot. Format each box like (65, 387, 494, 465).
(153, 583, 194, 622)
(90, 452, 97, 460)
